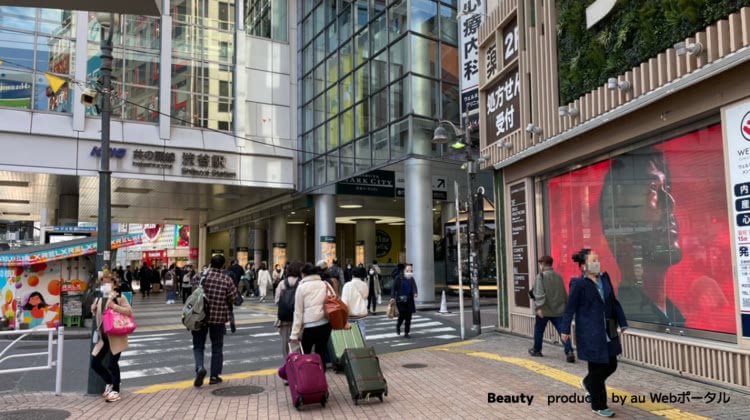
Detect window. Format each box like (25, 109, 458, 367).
(390, 118, 408, 158)
(355, 135, 371, 171)
(411, 36, 438, 78)
(246, 0, 288, 42)
(389, 36, 408, 81)
(412, 75, 438, 117)
(411, 0, 437, 37)
(388, 1, 407, 41)
(390, 79, 409, 120)
(439, 5, 457, 45)
(544, 124, 734, 335)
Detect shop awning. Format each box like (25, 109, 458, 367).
(0, 234, 144, 268)
(0, 1, 161, 16)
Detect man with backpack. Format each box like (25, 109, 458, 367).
(186, 255, 238, 387)
(275, 261, 302, 359)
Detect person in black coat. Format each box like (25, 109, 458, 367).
(390, 263, 418, 338)
(561, 249, 628, 418)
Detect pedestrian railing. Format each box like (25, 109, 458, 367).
(0, 327, 65, 395)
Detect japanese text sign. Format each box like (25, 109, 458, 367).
(485, 66, 520, 144)
(459, 0, 486, 115)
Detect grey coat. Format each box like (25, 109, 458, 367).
(533, 268, 568, 317)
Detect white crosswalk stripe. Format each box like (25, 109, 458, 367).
(120, 313, 459, 383)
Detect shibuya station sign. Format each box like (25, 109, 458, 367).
(130, 148, 238, 179)
(0, 1, 161, 16)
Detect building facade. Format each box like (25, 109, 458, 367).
(479, 0, 750, 387)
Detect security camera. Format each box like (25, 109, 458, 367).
(80, 88, 99, 107)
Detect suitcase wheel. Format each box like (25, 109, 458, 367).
(294, 396, 303, 410)
(321, 395, 328, 407)
(353, 397, 359, 406)
(378, 395, 384, 402)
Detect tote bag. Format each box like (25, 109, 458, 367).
(102, 308, 137, 336)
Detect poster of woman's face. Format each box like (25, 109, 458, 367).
(546, 124, 733, 334)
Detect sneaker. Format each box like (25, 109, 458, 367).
(396, 327, 401, 336)
(404, 334, 412, 339)
(566, 352, 576, 363)
(105, 391, 121, 402)
(102, 384, 113, 398)
(209, 376, 223, 385)
(592, 408, 614, 417)
(194, 367, 207, 388)
(528, 348, 543, 357)
(580, 378, 590, 397)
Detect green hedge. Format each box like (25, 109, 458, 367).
(557, 0, 750, 105)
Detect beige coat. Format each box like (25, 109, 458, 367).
(92, 293, 132, 356)
(289, 275, 329, 341)
(341, 277, 369, 318)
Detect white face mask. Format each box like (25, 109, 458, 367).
(101, 284, 112, 295)
(369, 270, 375, 275)
(587, 262, 601, 275)
(404, 272, 414, 278)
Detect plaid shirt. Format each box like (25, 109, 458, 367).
(202, 268, 238, 325)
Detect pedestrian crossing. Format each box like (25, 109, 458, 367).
(119, 313, 460, 387)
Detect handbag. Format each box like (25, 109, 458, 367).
(324, 283, 350, 330)
(387, 301, 397, 319)
(397, 295, 409, 303)
(102, 308, 136, 336)
(377, 294, 382, 305)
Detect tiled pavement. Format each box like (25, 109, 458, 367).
(2, 332, 749, 419)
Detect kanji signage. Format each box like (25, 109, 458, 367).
(502, 17, 519, 66)
(486, 43, 497, 80)
(722, 99, 750, 338)
(485, 66, 520, 144)
(458, 0, 486, 115)
(131, 149, 237, 178)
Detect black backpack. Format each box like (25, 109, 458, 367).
(277, 279, 297, 322)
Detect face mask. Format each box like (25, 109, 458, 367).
(347, 266, 352, 270)
(404, 272, 414, 278)
(587, 262, 601, 275)
(369, 270, 375, 275)
(101, 284, 112, 295)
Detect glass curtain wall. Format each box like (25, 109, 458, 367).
(171, 0, 235, 131)
(0, 8, 76, 113)
(298, 0, 459, 188)
(245, 0, 288, 42)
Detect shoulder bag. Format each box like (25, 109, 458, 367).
(324, 282, 350, 330)
(102, 299, 136, 336)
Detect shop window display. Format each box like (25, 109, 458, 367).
(545, 124, 734, 335)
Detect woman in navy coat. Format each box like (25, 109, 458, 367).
(561, 249, 628, 418)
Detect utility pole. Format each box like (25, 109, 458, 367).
(464, 115, 481, 335)
(88, 13, 115, 396)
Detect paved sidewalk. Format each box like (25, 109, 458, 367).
(1, 333, 748, 419)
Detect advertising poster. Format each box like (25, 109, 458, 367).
(320, 236, 336, 267)
(236, 247, 249, 269)
(0, 80, 32, 109)
(722, 100, 750, 337)
(175, 225, 190, 248)
(355, 241, 365, 266)
(546, 124, 734, 334)
(273, 243, 287, 269)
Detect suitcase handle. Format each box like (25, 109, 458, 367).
(289, 342, 303, 354)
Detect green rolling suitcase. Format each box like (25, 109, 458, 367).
(328, 321, 366, 372)
(342, 347, 388, 404)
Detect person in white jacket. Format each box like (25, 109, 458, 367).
(289, 263, 331, 362)
(341, 266, 370, 339)
(256, 263, 273, 302)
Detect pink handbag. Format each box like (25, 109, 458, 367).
(102, 308, 136, 336)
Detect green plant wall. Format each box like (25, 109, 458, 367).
(557, 0, 750, 105)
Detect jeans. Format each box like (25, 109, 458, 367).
(532, 316, 573, 354)
(301, 323, 332, 363)
(279, 324, 292, 357)
(192, 323, 226, 378)
(91, 335, 122, 392)
(585, 356, 618, 410)
(166, 291, 177, 302)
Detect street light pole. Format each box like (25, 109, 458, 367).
(431, 115, 482, 335)
(462, 115, 481, 335)
(88, 13, 115, 396)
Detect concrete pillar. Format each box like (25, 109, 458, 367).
(441, 202, 457, 234)
(271, 214, 287, 268)
(236, 225, 249, 252)
(229, 227, 237, 260)
(355, 219, 377, 267)
(286, 223, 305, 262)
(314, 194, 336, 264)
(198, 225, 207, 269)
(252, 229, 267, 268)
(189, 224, 200, 266)
(405, 158, 435, 304)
